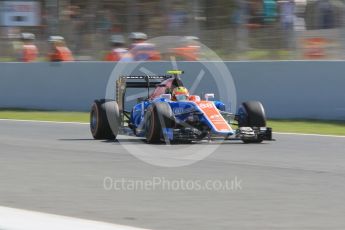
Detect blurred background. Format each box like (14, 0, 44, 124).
(1, 0, 345, 61)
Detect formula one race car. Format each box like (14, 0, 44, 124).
(90, 70, 272, 143)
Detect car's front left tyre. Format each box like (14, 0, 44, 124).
(144, 102, 174, 143)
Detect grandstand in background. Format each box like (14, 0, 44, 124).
(0, 0, 345, 60)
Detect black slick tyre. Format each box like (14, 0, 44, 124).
(144, 102, 174, 143)
(90, 100, 120, 140)
(239, 101, 266, 143)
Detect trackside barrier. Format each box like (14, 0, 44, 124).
(0, 61, 344, 120)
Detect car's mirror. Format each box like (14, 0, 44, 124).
(161, 94, 172, 101)
(189, 95, 201, 102)
(204, 93, 214, 101)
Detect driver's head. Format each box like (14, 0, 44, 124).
(172, 87, 189, 101)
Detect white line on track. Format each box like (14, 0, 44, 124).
(273, 132, 345, 138)
(0, 206, 151, 230)
(1, 118, 345, 138)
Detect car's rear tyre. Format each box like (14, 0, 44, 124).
(144, 102, 174, 143)
(90, 100, 120, 140)
(238, 101, 266, 143)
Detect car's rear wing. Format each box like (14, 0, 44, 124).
(115, 71, 184, 122)
(118, 75, 171, 88)
(116, 75, 172, 121)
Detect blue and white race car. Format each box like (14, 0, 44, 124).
(90, 70, 272, 143)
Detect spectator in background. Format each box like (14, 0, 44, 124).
(60, 5, 84, 55)
(168, 8, 188, 31)
(94, 10, 113, 55)
(232, 0, 248, 26)
(128, 32, 161, 61)
(20, 33, 38, 62)
(96, 10, 112, 34)
(48, 36, 74, 62)
(279, 0, 296, 51)
(247, 0, 263, 26)
(170, 36, 200, 61)
(280, 0, 295, 29)
(232, 0, 249, 53)
(318, 0, 334, 29)
(263, 0, 278, 23)
(104, 34, 133, 62)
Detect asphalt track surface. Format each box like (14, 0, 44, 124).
(1, 120, 345, 230)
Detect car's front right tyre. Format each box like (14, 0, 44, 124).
(238, 101, 267, 144)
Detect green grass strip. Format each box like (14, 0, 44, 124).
(0, 109, 89, 123)
(0, 110, 344, 136)
(268, 119, 345, 136)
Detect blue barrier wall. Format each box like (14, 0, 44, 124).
(0, 61, 344, 120)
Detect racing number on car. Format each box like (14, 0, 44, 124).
(196, 101, 232, 132)
(198, 103, 214, 109)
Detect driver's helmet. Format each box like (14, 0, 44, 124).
(172, 86, 189, 101)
